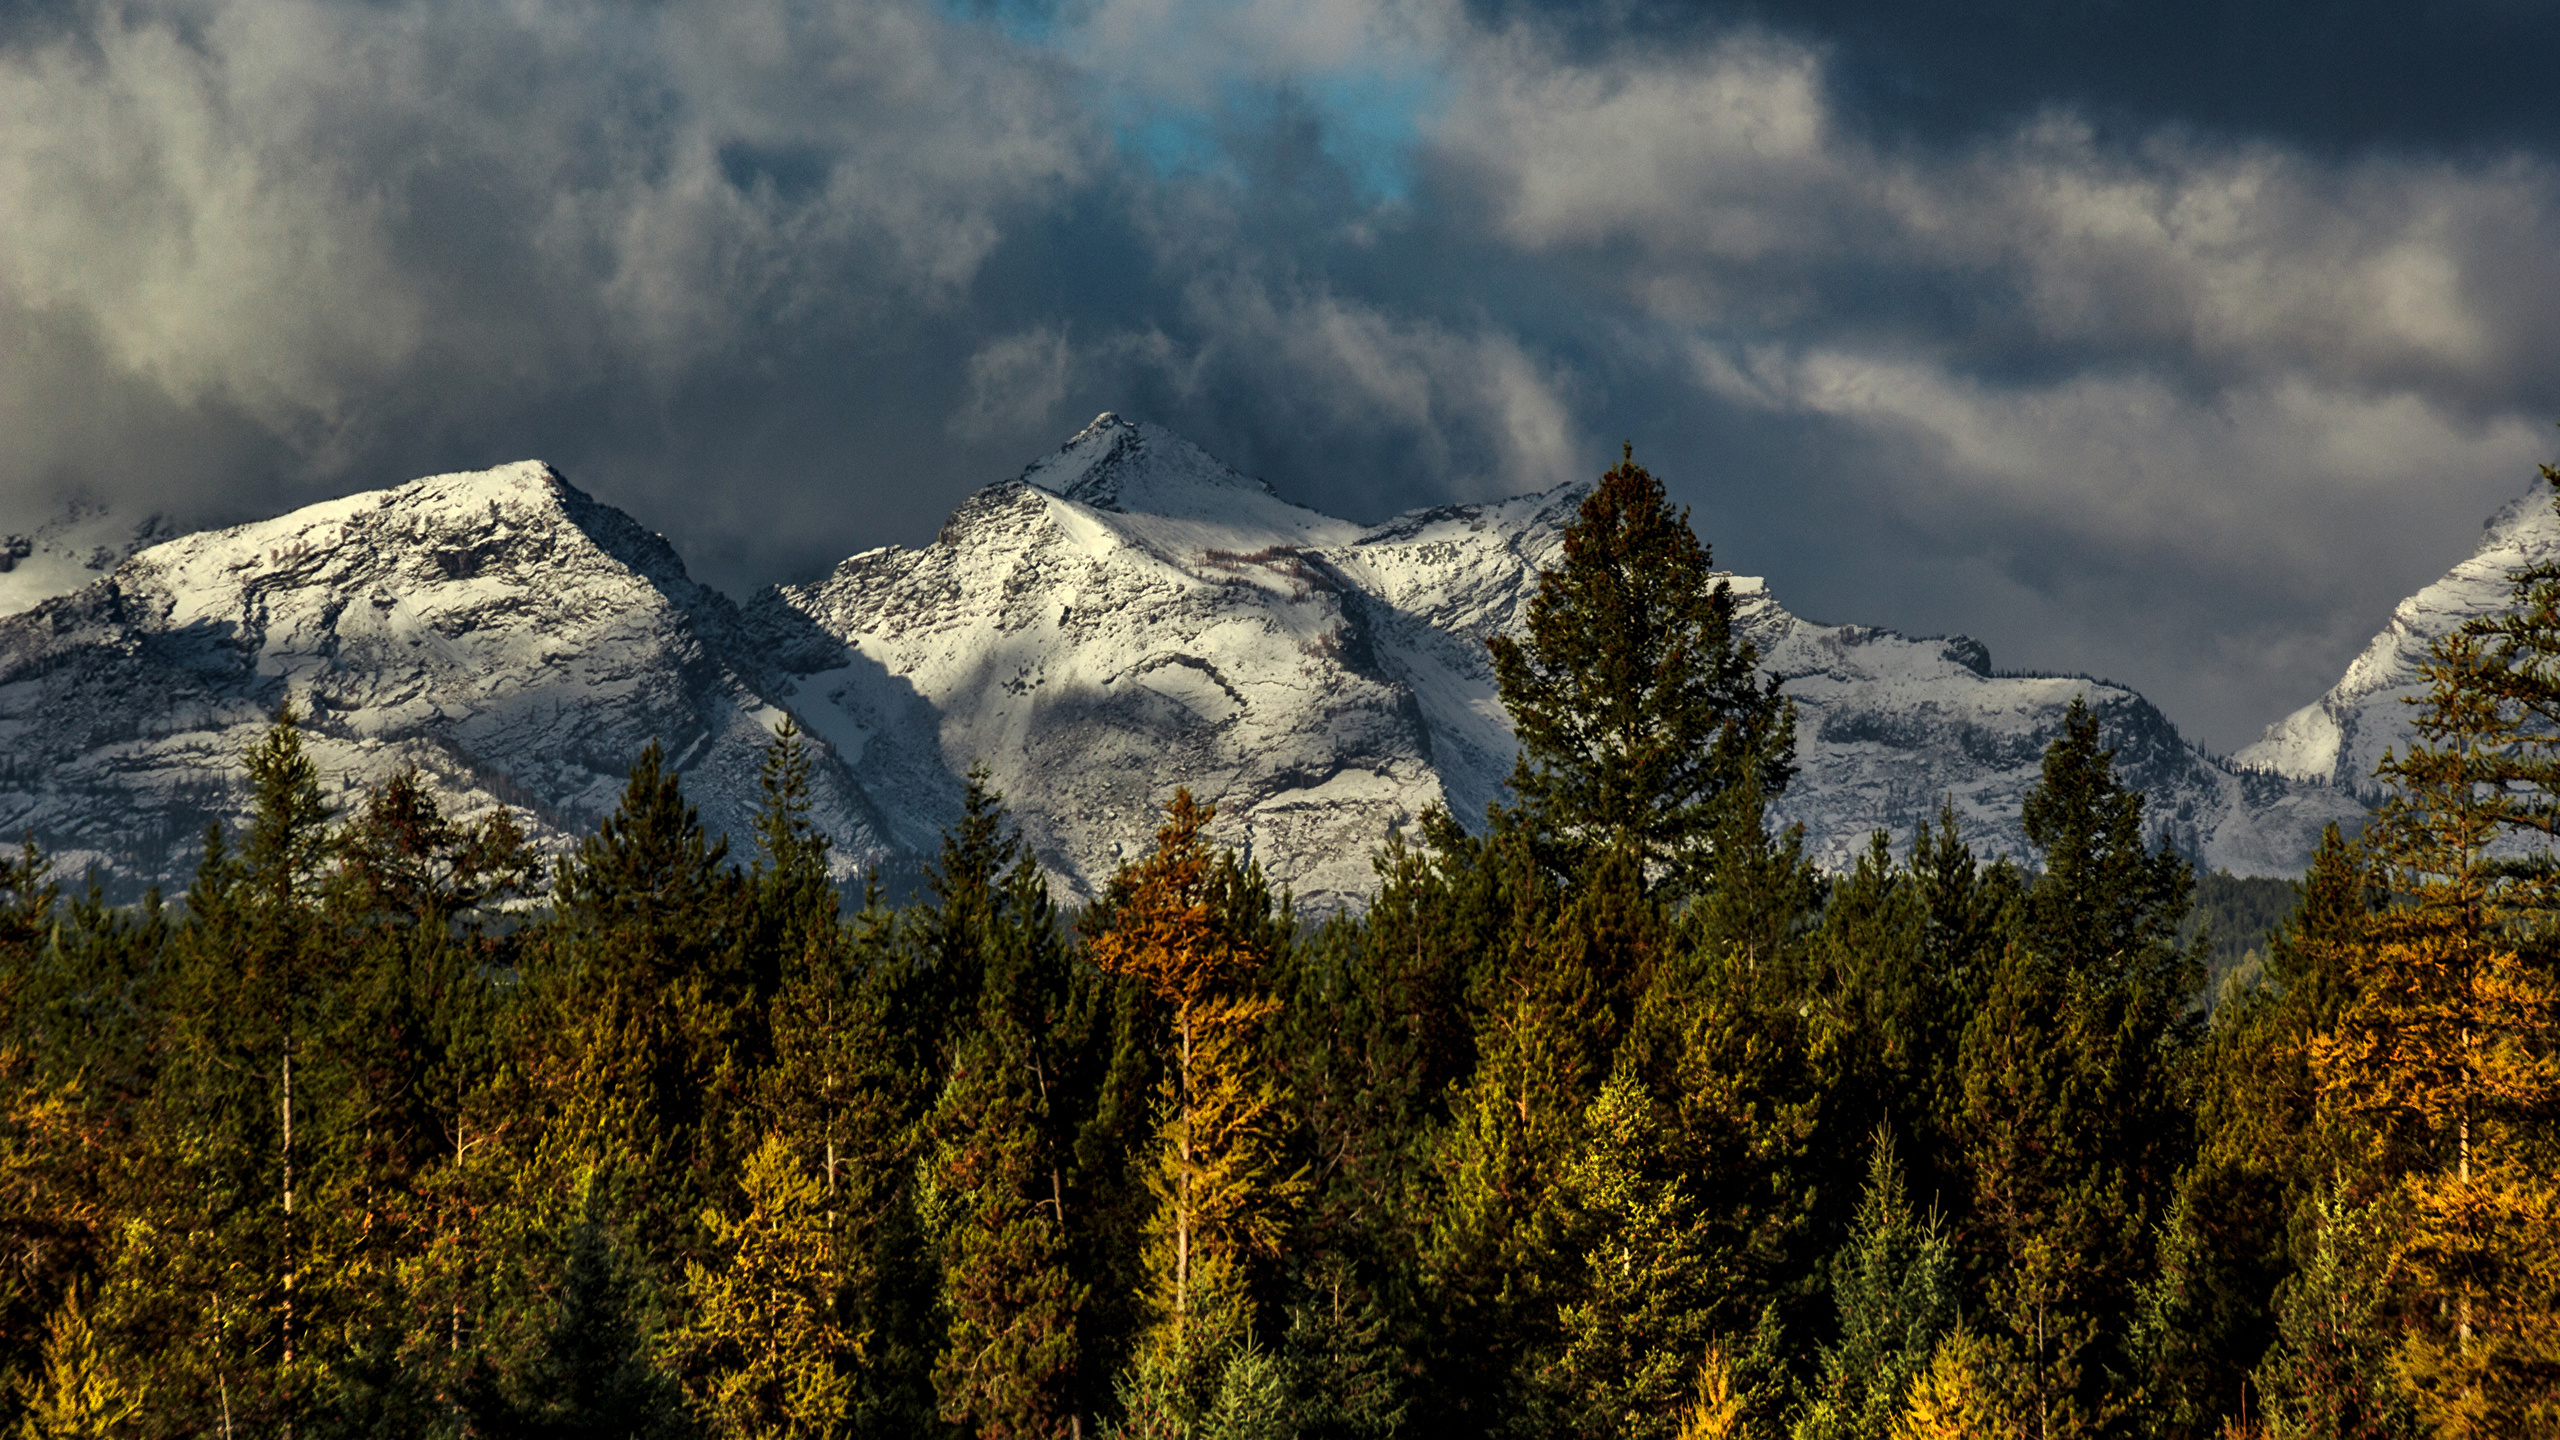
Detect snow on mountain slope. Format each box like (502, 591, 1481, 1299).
(2238, 477, 2560, 790)
(0, 416, 2368, 903)
(1737, 583, 2369, 876)
(0, 503, 186, 617)
(759, 413, 2364, 899)
(0, 461, 894, 892)
(752, 415, 1581, 909)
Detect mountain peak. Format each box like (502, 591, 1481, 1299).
(2480, 472, 2560, 551)
(1021, 414, 1282, 514)
(1014, 414, 1357, 549)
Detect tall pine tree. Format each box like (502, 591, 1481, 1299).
(2314, 576, 2560, 1432)
(1487, 447, 1793, 889)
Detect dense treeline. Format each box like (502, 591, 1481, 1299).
(4, 452, 2558, 1437)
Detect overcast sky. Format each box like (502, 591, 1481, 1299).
(4, 0, 2555, 752)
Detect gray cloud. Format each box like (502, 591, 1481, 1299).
(0, 0, 1091, 515)
(3, 0, 2556, 758)
(1420, 22, 2560, 744)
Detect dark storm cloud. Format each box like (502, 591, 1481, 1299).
(1468, 0, 2560, 155)
(3, 0, 2555, 754)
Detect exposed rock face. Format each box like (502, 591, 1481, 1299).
(2238, 478, 2560, 793)
(0, 417, 2370, 903)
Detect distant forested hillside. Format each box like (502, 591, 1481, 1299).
(2185, 870, 2299, 1003)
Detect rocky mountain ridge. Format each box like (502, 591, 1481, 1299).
(0, 417, 2374, 903)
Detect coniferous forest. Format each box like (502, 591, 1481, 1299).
(7, 453, 2560, 1439)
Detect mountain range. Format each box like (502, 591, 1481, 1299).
(2, 414, 2496, 905)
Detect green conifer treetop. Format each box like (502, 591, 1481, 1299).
(1488, 447, 1794, 881)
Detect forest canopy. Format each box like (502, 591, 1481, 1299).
(3, 454, 2559, 1439)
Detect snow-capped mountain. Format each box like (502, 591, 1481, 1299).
(750, 418, 1584, 908)
(1738, 583, 2369, 876)
(2237, 477, 2560, 791)
(751, 415, 2363, 899)
(0, 461, 896, 891)
(0, 416, 2368, 903)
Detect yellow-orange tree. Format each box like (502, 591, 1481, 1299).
(2315, 467, 2560, 1436)
(1086, 789, 1300, 1420)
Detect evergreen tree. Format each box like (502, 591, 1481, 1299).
(1487, 447, 1793, 886)
(312, 767, 541, 1418)
(750, 718, 838, 1001)
(2140, 826, 2375, 1436)
(1271, 1259, 1407, 1440)
(0, 1051, 123, 1436)
(1954, 698, 2202, 1437)
(334, 766, 540, 932)
(1793, 1132, 1956, 1440)
(530, 741, 754, 1276)
(1420, 847, 1629, 1432)
(759, 886, 940, 1436)
(1804, 835, 1925, 1136)
(1259, 832, 1494, 1439)
(552, 740, 746, 988)
(134, 702, 339, 1430)
(1547, 1070, 1727, 1440)
(922, 774, 1087, 1440)
(464, 1188, 690, 1440)
(2249, 1189, 2414, 1440)
(0, 838, 58, 994)
(1908, 804, 2022, 1197)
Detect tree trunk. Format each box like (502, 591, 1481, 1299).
(1178, 1003, 1194, 1326)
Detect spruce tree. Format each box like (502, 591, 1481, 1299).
(1420, 847, 1631, 1431)
(141, 702, 339, 1430)
(1794, 1133, 1957, 1440)
(1487, 447, 1793, 886)
(532, 742, 753, 1277)
(757, 885, 940, 1436)
(749, 718, 838, 1003)
(1259, 834, 1491, 1438)
(921, 775, 1087, 1439)
(1548, 1069, 1727, 1440)
(2139, 825, 2375, 1435)
(464, 1189, 689, 1440)
(1953, 698, 2201, 1438)
(2248, 1189, 2414, 1440)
